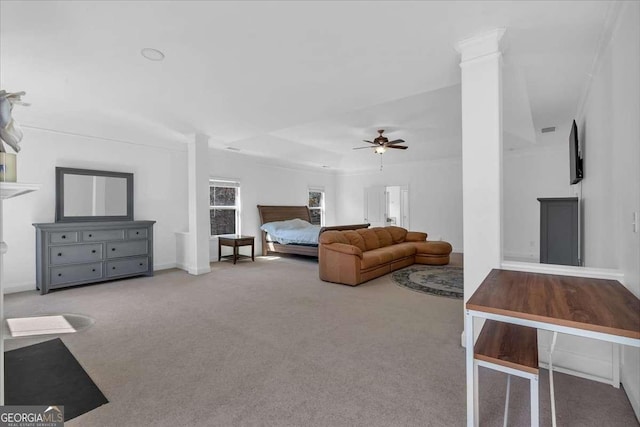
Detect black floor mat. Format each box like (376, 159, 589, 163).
(5, 338, 108, 421)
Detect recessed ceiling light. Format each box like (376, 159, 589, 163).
(141, 48, 165, 61)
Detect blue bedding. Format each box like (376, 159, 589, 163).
(260, 218, 321, 245)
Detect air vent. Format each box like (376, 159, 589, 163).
(541, 127, 556, 133)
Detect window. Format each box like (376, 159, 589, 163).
(308, 188, 325, 226)
(210, 180, 240, 236)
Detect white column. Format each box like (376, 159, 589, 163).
(186, 134, 211, 275)
(0, 199, 5, 405)
(457, 28, 506, 427)
(457, 28, 505, 305)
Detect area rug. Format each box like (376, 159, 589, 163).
(7, 315, 76, 337)
(391, 265, 463, 299)
(5, 338, 108, 421)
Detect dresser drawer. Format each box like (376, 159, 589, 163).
(82, 229, 125, 242)
(106, 240, 148, 258)
(50, 231, 78, 244)
(127, 228, 148, 239)
(50, 262, 103, 286)
(106, 257, 149, 277)
(50, 244, 103, 265)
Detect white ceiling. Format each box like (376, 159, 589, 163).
(0, 1, 613, 171)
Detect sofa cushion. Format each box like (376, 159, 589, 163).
(413, 241, 453, 256)
(373, 228, 394, 248)
(392, 242, 419, 258)
(358, 228, 383, 251)
(406, 231, 428, 242)
(360, 244, 416, 270)
(360, 248, 395, 270)
(386, 226, 408, 243)
(342, 230, 367, 252)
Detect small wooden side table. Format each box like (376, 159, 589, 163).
(218, 235, 255, 264)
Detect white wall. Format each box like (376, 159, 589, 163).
(2, 127, 188, 293)
(335, 158, 463, 252)
(502, 128, 571, 261)
(579, 1, 640, 418)
(207, 148, 337, 259)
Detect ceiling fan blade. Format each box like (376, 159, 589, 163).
(387, 145, 408, 150)
(353, 146, 374, 150)
(363, 140, 377, 145)
(388, 139, 405, 144)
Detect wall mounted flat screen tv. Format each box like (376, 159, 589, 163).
(570, 120, 583, 184)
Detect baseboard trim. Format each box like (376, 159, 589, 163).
(621, 357, 640, 421)
(154, 262, 176, 271)
(187, 266, 211, 275)
(502, 251, 538, 262)
(500, 261, 624, 281)
(3, 282, 36, 294)
(622, 374, 640, 421)
(538, 362, 614, 386)
(538, 345, 617, 387)
(175, 262, 188, 271)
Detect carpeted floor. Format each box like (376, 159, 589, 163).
(4, 254, 638, 426)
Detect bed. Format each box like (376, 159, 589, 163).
(257, 205, 369, 257)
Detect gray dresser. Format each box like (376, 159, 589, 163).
(33, 220, 155, 294)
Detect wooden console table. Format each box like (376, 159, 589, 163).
(465, 269, 640, 426)
(218, 235, 255, 264)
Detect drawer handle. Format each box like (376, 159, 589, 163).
(89, 234, 92, 237)
(112, 266, 116, 270)
(91, 249, 96, 253)
(57, 253, 62, 256)
(61, 235, 66, 239)
(136, 231, 140, 235)
(92, 268, 96, 272)
(139, 263, 143, 266)
(111, 248, 116, 251)
(58, 273, 62, 277)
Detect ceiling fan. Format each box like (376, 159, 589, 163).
(354, 129, 408, 154)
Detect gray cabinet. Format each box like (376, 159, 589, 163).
(538, 198, 579, 266)
(34, 220, 155, 294)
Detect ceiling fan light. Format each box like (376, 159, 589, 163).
(375, 146, 387, 154)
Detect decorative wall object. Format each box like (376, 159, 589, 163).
(0, 90, 28, 182)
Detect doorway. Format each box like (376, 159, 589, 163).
(364, 185, 409, 228)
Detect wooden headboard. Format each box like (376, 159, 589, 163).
(257, 205, 311, 225)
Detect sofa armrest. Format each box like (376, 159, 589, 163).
(405, 231, 428, 242)
(321, 243, 363, 259)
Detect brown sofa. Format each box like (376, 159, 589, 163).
(318, 226, 453, 286)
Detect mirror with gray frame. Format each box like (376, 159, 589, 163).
(55, 167, 134, 222)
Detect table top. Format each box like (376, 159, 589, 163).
(467, 269, 640, 340)
(218, 235, 254, 242)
